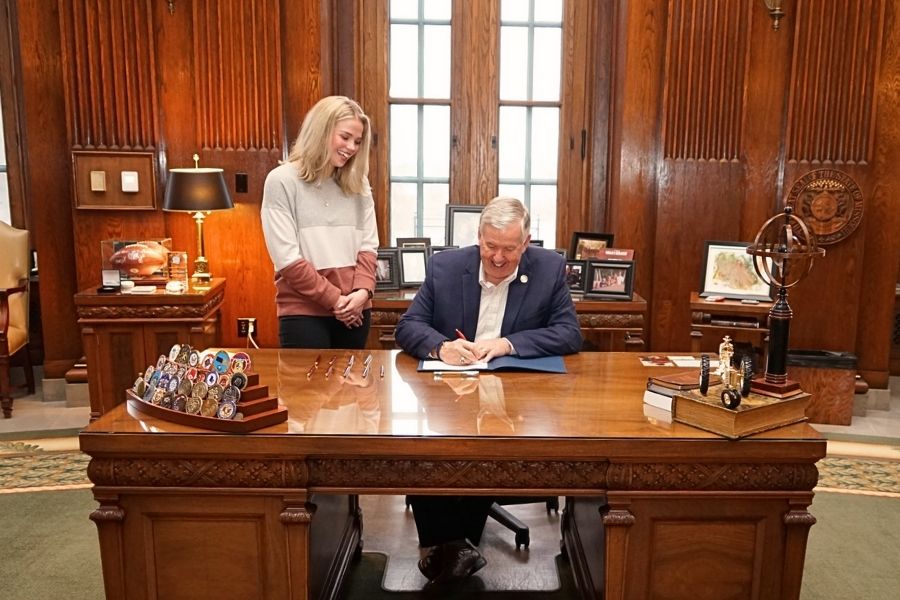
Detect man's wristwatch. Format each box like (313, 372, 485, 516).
(429, 339, 448, 359)
(352, 288, 374, 299)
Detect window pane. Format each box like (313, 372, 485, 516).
(422, 184, 449, 244)
(501, 0, 530, 21)
(390, 0, 418, 20)
(423, 0, 451, 20)
(390, 24, 418, 97)
(390, 105, 418, 177)
(423, 25, 451, 99)
(529, 184, 557, 249)
(531, 107, 559, 180)
(498, 106, 526, 179)
(422, 106, 449, 177)
(532, 28, 561, 101)
(534, 0, 563, 23)
(498, 183, 524, 202)
(0, 173, 9, 225)
(391, 182, 418, 241)
(499, 26, 528, 100)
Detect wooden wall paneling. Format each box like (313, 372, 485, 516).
(354, 0, 389, 247)
(858, 0, 898, 387)
(607, 0, 666, 344)
(649, 0, 751, 350)
(779, 1, 886, 372)
(16, 2, 81, 377)
(587, 1, 616, 238)
(0, 0, 27, 229)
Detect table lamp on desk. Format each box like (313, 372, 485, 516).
(163, 153, 234, 284)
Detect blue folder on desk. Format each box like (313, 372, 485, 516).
(418, 355, 567, 374)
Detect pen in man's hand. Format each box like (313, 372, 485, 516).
(455, 329, 467, 340)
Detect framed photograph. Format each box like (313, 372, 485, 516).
(586, 260, 635, 300)
(699, 241, 773, 301)
(529, 239, 544, 247)
(396, 237, 431, 249)
(553, 248, 567, 259)
(569, 232, 615, 261)
(565, 260, 587, 292)
(446, 204, 484, 247)
(429, 245, 457, 257)
(375, 248, 400, 291)
(399, 247, 428, 287)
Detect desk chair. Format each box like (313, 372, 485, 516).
(0, 222, 34, 418)
(489, 496, 560, 550)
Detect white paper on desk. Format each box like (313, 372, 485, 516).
(668, 355, 719, 368)
(419, 359, 489, 371)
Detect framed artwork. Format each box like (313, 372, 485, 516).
(699, 241, 773, 301)
(565, 260, 587, 292)
(529, 239, 544, 247)
(396, 237, 431, 249)
(553, 248, 567, 259)
(399, 247, 428, 287)
(586, 260, 635, 300)
(429, 245, 457, 256)
(375, 248, 400, 291)
(445, 204, 484, 247)
(569, 232, 615, 261)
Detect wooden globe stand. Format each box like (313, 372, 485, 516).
(746, 207, 825, 399)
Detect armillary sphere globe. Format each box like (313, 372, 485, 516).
(746, 206, 825, 288)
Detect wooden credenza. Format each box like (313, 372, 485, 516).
(369, 291, 648, 351)
(74, 278, 225, 420)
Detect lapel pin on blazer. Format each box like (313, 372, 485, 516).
(520, 274, 528, 283)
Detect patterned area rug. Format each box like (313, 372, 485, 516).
(1, 441, 898, 495)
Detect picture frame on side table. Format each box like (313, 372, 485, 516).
(570, 232, 615, 261)
(396, 237, 431, 249)
(399, 247, 428, 287)
(446, 204, 484, 247)
(699, 241, 774, 301)
(586, 260, 635, 300)
(565, 260, 587, 293)
(375, 248, 400, 291)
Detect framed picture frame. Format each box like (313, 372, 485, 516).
(553, 248, 567, 259)
(569, 232, 615, 261)
(375, 248, 400, 291)
(429, 245, 457, 257)
(445, 204, 484, 247)
(399, 247, 428, 287)
(699, 241, 773, 301)
(396, 237, 431, 249)
(529, 239, 544, 247)
(565, 260, 587, 293)
(586, 260, 635, 300)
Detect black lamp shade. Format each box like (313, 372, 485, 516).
(163, 168, 234, 212)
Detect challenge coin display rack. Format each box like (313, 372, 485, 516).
(126, 344, 288, 432)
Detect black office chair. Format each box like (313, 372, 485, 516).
(489, 496, 560, 550)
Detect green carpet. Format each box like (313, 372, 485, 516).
(0, 489, 897, 599)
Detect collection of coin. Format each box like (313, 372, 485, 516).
(132, 344, 253, 420)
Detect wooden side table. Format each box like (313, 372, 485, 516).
(368, 291, 648, 351)
(75, 279, 225, 420)
(689, 291, 771, 366)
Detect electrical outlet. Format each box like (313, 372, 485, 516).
(237, 317, 256, 338)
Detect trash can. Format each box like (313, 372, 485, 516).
(786, 350, 857, 425)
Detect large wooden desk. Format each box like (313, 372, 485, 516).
(74, 279, 225, 420)
(80, 350, 825, 600)
(370, 291, 648, 351)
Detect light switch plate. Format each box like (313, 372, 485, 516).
(121, 171, 139, 192)
(90, 170, 107, 192)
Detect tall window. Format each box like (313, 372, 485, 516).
(366, 0, 594, 250)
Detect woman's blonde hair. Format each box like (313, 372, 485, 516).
(287, 96, 372, 195)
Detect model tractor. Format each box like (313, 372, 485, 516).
(699, 336, 753, 409)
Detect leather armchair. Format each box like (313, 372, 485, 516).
(0, 221, 34, 418)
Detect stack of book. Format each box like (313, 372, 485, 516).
(644, 371, 718, 410)
(673, 387, 810, 439)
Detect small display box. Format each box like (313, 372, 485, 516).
(101, 238, 172, 284)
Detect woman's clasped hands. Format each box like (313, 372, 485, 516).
(333, 289, 368, 328)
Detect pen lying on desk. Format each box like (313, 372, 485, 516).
(433, 370, 480, 377)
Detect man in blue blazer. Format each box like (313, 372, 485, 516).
(395, 196, 582, 584)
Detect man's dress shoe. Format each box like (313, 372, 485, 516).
(426, 539, 487, 584)
(417, 544, 444, 581)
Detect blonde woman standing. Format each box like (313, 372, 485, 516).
(262, 96, 378, 348)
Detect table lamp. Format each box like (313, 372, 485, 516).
(162, 154, 234, 283)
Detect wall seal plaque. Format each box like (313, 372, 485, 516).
(785, 169, 863, 245)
